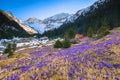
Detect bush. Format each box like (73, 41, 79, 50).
(62, 39, 71, 48)
(96, 30, 110, 39)
(12, 43, 16, 51)
(4, 43, 15, 57)
(7, 51, 14, 57)
(54, 39, 71, 48)
(54, 40, 63, 48)
(4, 44, 11, 54)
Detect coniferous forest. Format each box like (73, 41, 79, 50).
(43, 0, 120, 38)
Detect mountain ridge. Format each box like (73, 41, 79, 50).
(42, 0, 120, 38)
(24, 13, 73, 34)
(0, 10, 38, 39)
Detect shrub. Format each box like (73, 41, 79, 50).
(4, 44, 11, 54)
(12, 43, 16, 51)
(7, 51, 14, 57)
(62, 39, 71, 48)
(54, 39, 71, 48)
(96, 29, 110, 39)
(54, 40, 63, 48)
(4, 43, 16, 57)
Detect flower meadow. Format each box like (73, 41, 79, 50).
(0, 32, 120, 80)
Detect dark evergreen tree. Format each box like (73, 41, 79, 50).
(4, 43, 16, 57)
(4, 44, 11, 53)
(12, 43, 16, 51)
(65, 28, 76, 39)
(97, 19, 110, 38)
(87, 27, 94, 37)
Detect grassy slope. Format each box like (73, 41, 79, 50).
(0, 28, 120, 80)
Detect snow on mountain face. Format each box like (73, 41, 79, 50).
(43, 13, 73, 31)
(24, 0, 107, 34)
(24, 13, 73, 34)
(24, 18, 46, 34)
(6, 11, 38, 34)
(44, 13, 72, 21)
(26, 17, 41, 23)
(73, 0, 107, 20)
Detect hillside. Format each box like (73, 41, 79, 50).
(43, 0, 120, 38)
(0, 10, 37, 39)
(0, 27, 120, 80)
(0, 0, 119, 80)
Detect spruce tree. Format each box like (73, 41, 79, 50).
(12, 43, 16, 51)
(4, 43, 15, 57)
(87, 27, 94, 37)
(97, 19, 110, 38)
(4, 44, 11, 53)
(65, 29, 75, 39)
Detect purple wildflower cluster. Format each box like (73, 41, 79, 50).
(0, 32, 120, 80)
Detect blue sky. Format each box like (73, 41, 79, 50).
(0, 0, 97, 20)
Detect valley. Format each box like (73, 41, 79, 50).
(0, 0, 120, 80)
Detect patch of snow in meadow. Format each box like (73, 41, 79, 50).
(15, 48, 26, 52)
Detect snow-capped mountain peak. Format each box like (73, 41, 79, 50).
(24, 0, 107, 34)
(26, 17, 41, 23)
(24, 13, 73, 34)
(45, 13, 72, 20)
